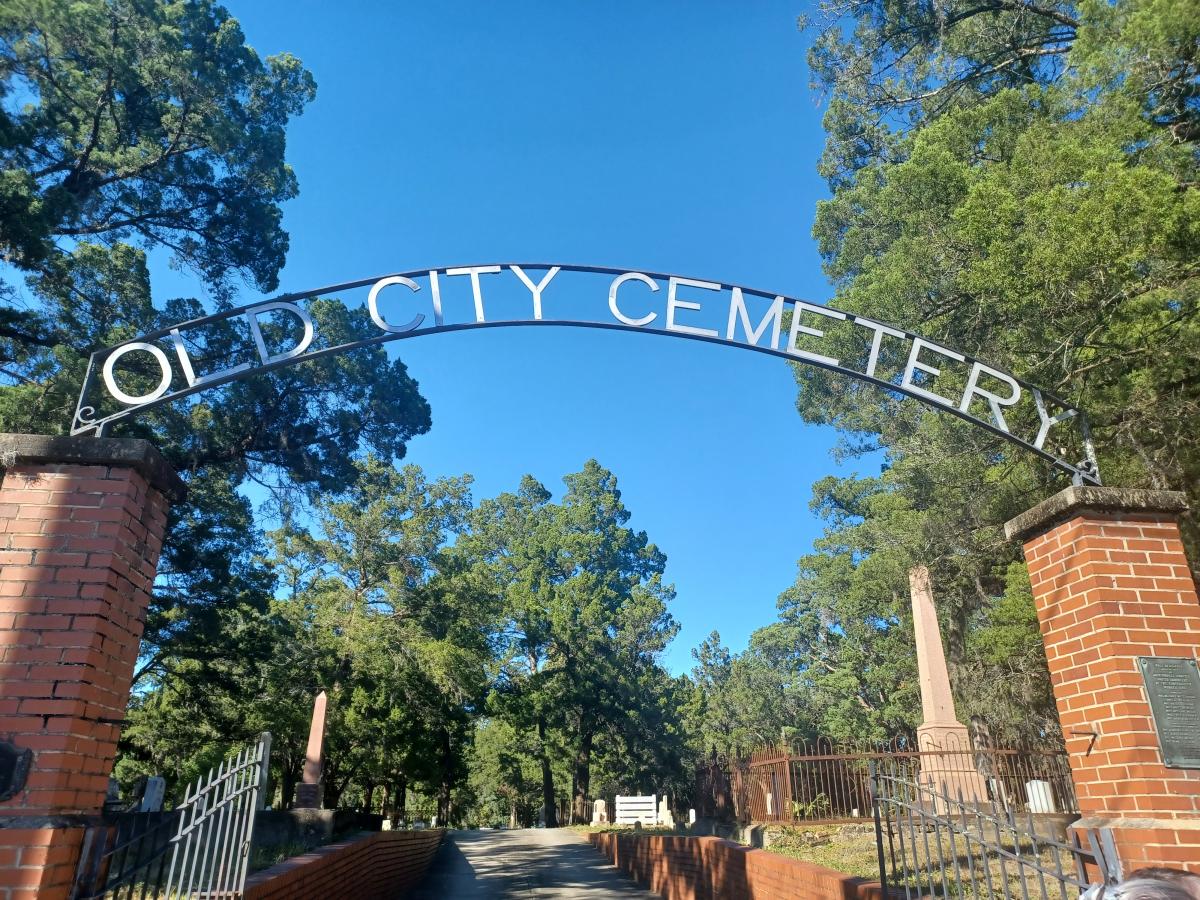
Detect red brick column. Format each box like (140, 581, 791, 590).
(1005, 486, 1200, 874)
(0, 434, 183, 900)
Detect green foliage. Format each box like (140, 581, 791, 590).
(464, 460, 688, 825)
(688, 629, 812, 754)
(119, 458, 484, 813)
(0, 0, 315, 291)
(0, 0, 440, 801)
(119, 460, 694, 827)
(0, 242, 434, 697)
(768, 0, 1200, 746)
(466, 719, 561, 828)
(0, 2, 432, 696)
(804, 0, 1200, 510)
(958, 563, 1060, 740)
(257, 458, 485, 816)
(689, 0, 1199, 753)
(791, 793, 831, 819)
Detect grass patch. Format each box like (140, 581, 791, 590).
(765, 825, 881, 879)
(567, 824, 683, 836)
(767, 823, 1087, 900)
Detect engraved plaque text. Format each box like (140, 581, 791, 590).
(1140, 656, 1200, 769)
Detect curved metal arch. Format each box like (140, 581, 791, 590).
(71, 263, 1101, 485)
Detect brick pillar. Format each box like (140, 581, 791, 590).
(1005, 486, 1200, 874)
(0, 434, 184, 900)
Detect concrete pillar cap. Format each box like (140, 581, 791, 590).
(0, 433, 186, 500)
(1004, 485, 1187, 544)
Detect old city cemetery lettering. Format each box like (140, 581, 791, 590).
(73, 264, 1100, 484)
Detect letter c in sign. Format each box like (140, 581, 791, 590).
(368, 276, 425, 333)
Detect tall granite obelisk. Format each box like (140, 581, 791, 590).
(294, 690, 328, 809)
(909, 565, 988, 803)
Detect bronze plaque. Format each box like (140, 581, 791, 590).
(0, 740, 32, 802)
(1139, 656, 1200, 769)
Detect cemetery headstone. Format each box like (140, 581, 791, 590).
(139, 776, 166, 812)
(658, 796, 674, 828)
(1025, 780, 1057, 814)
(104, 778, 121, 811)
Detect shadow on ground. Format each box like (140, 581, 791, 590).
(404, 828, 657, 898)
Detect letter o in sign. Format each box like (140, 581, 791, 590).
(102, 342, 173, 406)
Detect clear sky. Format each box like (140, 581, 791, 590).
(150, 0, 875, 674)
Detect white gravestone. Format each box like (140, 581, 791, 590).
(1025, 780, 1057, 813)
(592, 798, 608, 825)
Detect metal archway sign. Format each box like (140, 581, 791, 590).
(72, 263, 1101, 485)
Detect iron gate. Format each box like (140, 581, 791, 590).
(73, 732, 271, 900)
(869, 758, 1121, 900)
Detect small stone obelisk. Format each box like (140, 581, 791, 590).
(909, 566, 988, 804)
(294, 690, 327, 809)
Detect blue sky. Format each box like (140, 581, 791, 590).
(150, 1, 873, 674)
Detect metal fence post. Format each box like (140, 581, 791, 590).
(256, 732, 273, 811)
(869, 759, 890, 898)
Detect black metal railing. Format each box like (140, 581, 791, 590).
(74, 810, 182, 899)
(869, 757, 1119, 900)
(73, 733, 270, 900)
(695, 736, 1078, 826)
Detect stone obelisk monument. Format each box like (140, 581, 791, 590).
(909, 565, 988, 804)
(294, 690, 328, 809)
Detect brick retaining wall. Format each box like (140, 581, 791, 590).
(589, 832, 884, 900)
(242, 829, 443, 900)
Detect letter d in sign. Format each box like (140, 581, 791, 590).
(245, 302, 315, 365)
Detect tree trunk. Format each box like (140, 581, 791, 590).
(324, 783, 341, 809)
(322, 753, 341, 809)
(364, 782, 374, 813)
(380, 784, 390, 819)
(538, 716, 558, 828)
(323, 776, 343, 810)
(569, 769, 577, 825)
(281, 760, 299, 810)
(509, 798, 517, 829)
(437, 726, 452, 825)
(395, 774, 407, 822)
(571, 727, 594, 825)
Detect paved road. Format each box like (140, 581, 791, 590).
(406, 828, 658, 898)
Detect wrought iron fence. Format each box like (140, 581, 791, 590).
(73, 733, 271, 900)
(869, 757, 1120, 900)
(694, 736, 1077, 826)
(693, 752, 735, 821)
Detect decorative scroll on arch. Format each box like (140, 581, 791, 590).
(72, 263, 1100, 485)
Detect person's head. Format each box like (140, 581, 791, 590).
(1128, 868, 1200, 900)
(1082, 878, 1197, 900)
